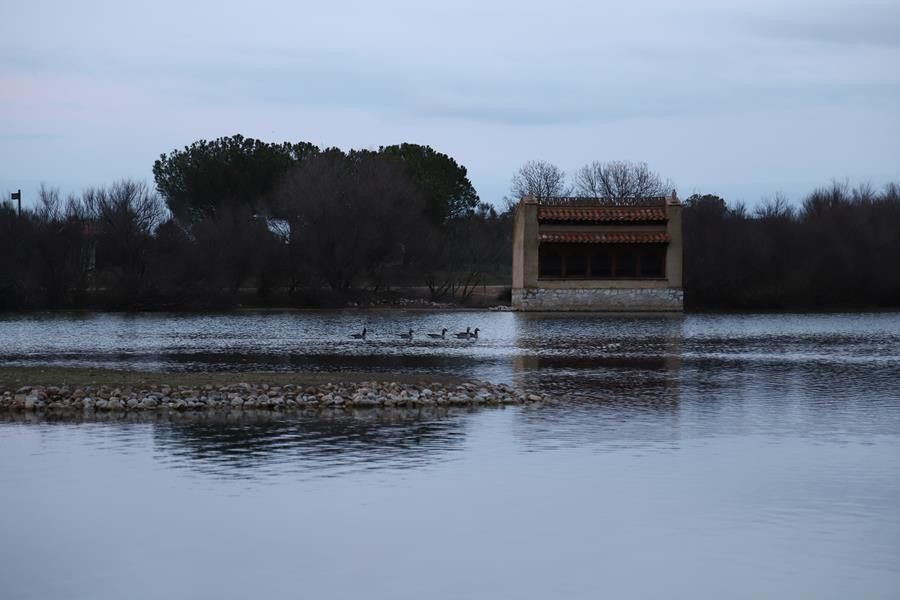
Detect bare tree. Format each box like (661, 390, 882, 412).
(573, 160, 670, 202)
(34, 184, 63, 222)
(510, 160, 568, 200)
(755, 192, 795, 220)
(85, 180, 165, 235)
(29, 185, 94, 306)
(77, 181, 167, 306)
(416, 202, 509, 302)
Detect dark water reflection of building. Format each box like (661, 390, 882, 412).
(509, 312, 684, 450)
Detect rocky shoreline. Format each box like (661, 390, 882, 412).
(1, 380, 556, 413)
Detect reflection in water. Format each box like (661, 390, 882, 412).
(4, 311, 900, 467)
(510, 354, 682, 449)
(510, 315, 684, 451)
(152, 409, 472, 480)
(2, 312, 900, 599)
(0, 407, 476, 480)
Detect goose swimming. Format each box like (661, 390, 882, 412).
(397, 328, 414, 340)
(427, 328, 448, 339)
(453, 327, 471, 339)
(350, 327, 367, 340)
(468, 327, 480, 340)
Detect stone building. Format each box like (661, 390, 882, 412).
(511, 194, 683, 311)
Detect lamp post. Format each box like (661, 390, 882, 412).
(10, 189, 21, 216)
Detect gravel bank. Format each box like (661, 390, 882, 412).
(1, 380, 557, 413)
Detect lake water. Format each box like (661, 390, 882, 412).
(1, 311, 899, 599)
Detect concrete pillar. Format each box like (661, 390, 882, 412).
(512, 195, 539, 290)
(522, 197, 539, 287)
(665, 192, 683, 288)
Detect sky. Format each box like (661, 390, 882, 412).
(1, 0, 898, 209)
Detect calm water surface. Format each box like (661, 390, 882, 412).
(1, 312, 899, 599)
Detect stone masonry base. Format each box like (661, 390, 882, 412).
(512, 287, 683, 311)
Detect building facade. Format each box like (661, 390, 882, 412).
(511, 194, 683, 311)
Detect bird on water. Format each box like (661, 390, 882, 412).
(427, 328, 448, 339)
(454, 327, 471, 339)
(350, 327, 367, 340)
(397, 329, 414, 340)
(468, 327, 480, 339)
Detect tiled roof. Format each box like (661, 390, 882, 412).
(539, 231, 670, 244)
(538, 206, 667, 222)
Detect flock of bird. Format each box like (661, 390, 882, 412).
(350, 326, 480, 341)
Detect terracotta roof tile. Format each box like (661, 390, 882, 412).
(538, 206, 667, 223)
(539, 231, 670, 244)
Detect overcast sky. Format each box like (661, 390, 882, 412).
(1, 0, 898, 208)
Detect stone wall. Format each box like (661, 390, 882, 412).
(512, 287, 683, 311)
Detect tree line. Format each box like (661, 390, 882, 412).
(682, 182, 900, 309)
(2, 147, 898, 310)
(0, 136, 510, 310)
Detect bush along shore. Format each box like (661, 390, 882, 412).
(1, 380, 557, 413)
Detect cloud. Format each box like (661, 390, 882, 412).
(158, 46, 900, 126)
(3, 0, 899, 130)
(744, 2, 900, 47)
(3, 20, 900, 134)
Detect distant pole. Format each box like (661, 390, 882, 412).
(11, 189, 21, 216)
